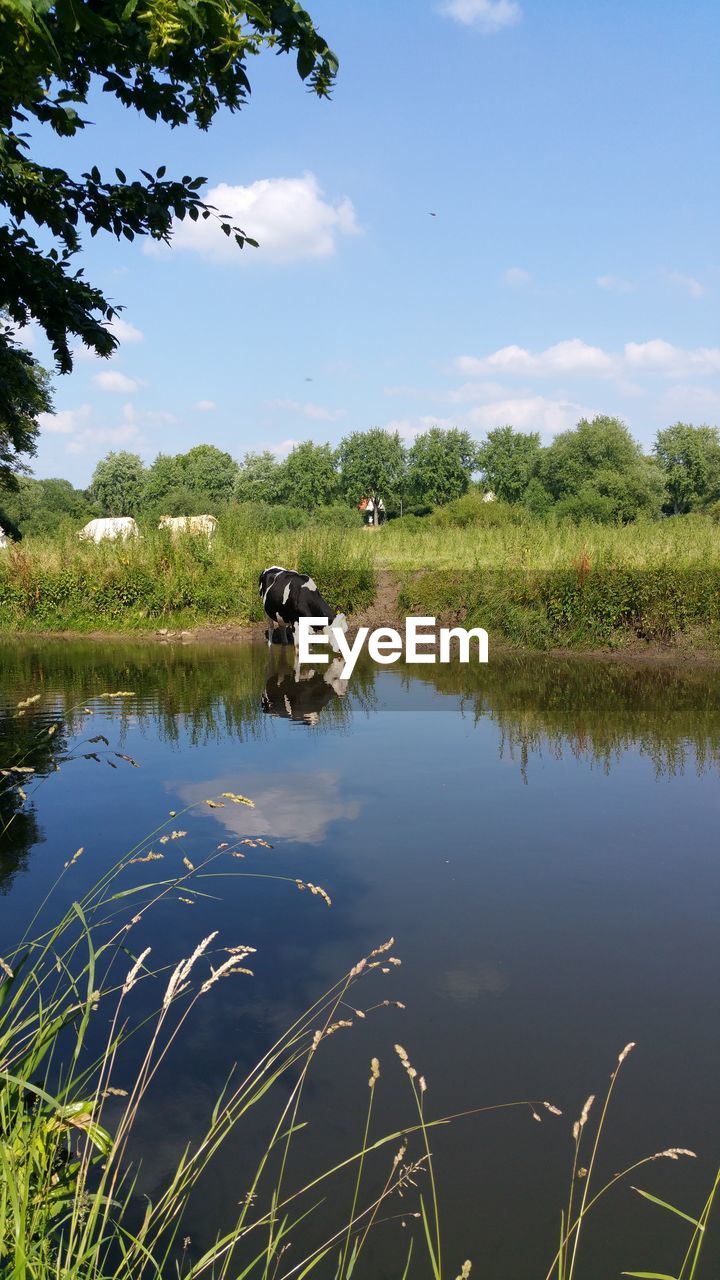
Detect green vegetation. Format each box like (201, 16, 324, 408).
(7, 418, 720, 546)
(0, 522, 374, 631)
(2, 423, 720, 648)
(2, 508, 720, 649)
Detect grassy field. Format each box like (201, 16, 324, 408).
(2, 513, 720, 649)
(368, 513, 720, 570)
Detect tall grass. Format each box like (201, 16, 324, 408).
(371, 513, 720, 571)
(0, 524, 374, 632)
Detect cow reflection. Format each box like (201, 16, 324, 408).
(262, 657, 347, 726)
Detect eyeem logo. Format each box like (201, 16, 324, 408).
(298, 617, 488, 680)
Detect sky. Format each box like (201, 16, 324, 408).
(22, 0, 720, 486)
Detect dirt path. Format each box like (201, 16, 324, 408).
(347, 569, 402, 634)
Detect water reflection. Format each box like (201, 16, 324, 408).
(261, 656, 348, 726)
(2, 639, 720, 773)
(0, 701, 67, 891)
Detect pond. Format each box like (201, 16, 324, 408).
(1, 638, 720, 1279)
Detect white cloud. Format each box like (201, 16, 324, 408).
(448, 379, 513, 403)
(108, 317, 143, 343)
(165, 174, 359, 264)
(38, 404, 92, 435)
(658, 384, 720, 419)
(439, 0, 521, 30)
(504, 266, 532, 288)
(269, 438, 301, 458)
(455, 338, 720, 381)
(121, 402, 177, 426)
(456, 339, 614, 378)
(596, 275, 634, 293)
(269, 398, 346, 422)
(664, 271, 708, 300)
(465, 395, 594, 436)
(383, 418, 423, 442)
(65, 425, 143, 456)
(94, 370, 141, 393)
(179, 772, 360, 845)
(624, 340, 720, 376)
(193, 399, 216, 412)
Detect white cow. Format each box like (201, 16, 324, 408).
(0, 531, 8, 550)
(158, 514, 217, 539)
(79, 517, 140, 543)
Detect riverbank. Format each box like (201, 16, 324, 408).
(2, 518, 720, 655)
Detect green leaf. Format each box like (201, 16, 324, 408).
(631, 1187, 703, 1230)
(622, 1272, 679, 1278)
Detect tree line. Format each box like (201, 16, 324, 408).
(3, 418, 720, 539)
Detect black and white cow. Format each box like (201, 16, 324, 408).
(258, 566, 348, 651)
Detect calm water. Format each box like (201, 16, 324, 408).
(2, 638, 720, 1278)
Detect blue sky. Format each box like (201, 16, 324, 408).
(26, 0, 720, 485)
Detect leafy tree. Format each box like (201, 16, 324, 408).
(154, 485, 217, 519)
(536, 417, 643, 501)
(654, 423, 720, 514)
(337, 429, 406, 515)
(234, 451, 282, 505)
(180, 445, 238, 506)
(90, 451, 145, 517)
(553, 462, 665, 523)
(142, 454, 186, 513)
(277, 442, 338, 509)
(0, 329, 53, 485)
(475, 426, 541, 503)
(406, 427, 476, 506)
(0, 0, 337, 461)
(534, 417, 665, 523)
(1, 475, 91, 536)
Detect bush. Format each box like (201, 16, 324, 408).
(431, 492, 526, 528)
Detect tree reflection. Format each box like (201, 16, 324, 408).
(0, 702, 66, 893)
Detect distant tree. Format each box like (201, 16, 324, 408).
(90, 451, 145, 517)
(0, 329, 52, 486)
(406, 427, 476, 505)
(234, 451, 282, 505)
(181, 445, 238, 506)
(553, 462, 665, 523)
(654, 423, 720, 514)
(536, 417, 665, 522)
(143, 454, 186, 513)
(475, 426, 541, 503)
(1, 476, 91, 536)
(154, 485, 216, 518)
(337, 429, 406, 517)
(537, 417, 642, 501)
(277, 442, 338, 509)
